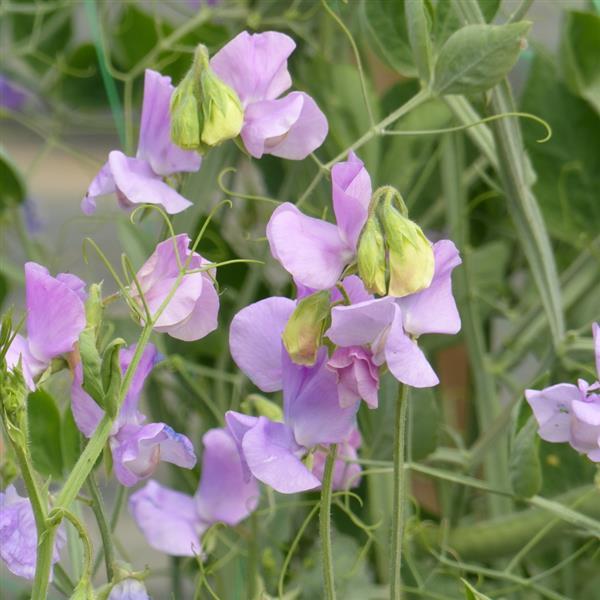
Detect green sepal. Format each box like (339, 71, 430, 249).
(100, 338, 126, 419)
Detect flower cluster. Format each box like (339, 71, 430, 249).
(526, 323, 600, 462)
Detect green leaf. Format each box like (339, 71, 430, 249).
(462, 578, 492, 600)
(433, 22, 531, 96)
(0, 147, 25, 212)
(521, 53, 600, 242)
(363, 0, 416, 77)
(433, 0, 500, 49)
(509, 418, 542, 498)
(79, 328, 104, 407)
(405, 0, 433, 83)
(61, 404, 81, 474)
(27, 389, 63, 479)
(561, 10, 600, 114)
(101, 338, 126, 418)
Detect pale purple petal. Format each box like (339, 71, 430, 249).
(241, 417, 320, 494)
(119, 344, 160, 423)
(327, 297, 396, 347)
(385, 307, 439, 388)
(108, 151, 192, 215)
(332, 152, 371, 248)
(225, 411, 259, 481)
(0, 486, 65, 580)
(267, 203, 351, 290)
(398, 240, 462, 336)
(229, 297, 295, 392)
(81, 161, 116, 215)
(569, 418, 600, 455)
(339, 274, 373, 304)
(593, 322, 599, 379)
(108, 579, 151, 600)
(71, 363, 104, 437)
(525, 384, 581, 443)
(572, 398, 600, 427)
(195, 428, 259, 525)
(155, 275, 219, 341)
(242, 92, 327, 160)
(241, 94, 303, 158)
(129, 480, 203, 556)
(5, 333, 46, 390)
(327, 346, 379, 408)
(134, 235, 204, 328)
(111, 423, 196, 487)
(283, 349, 358, 448)
(25, 262, 86, 363)
(56, 272, 87, 302)
(210, 31, 295, 105)
(136, 69, 201, 176)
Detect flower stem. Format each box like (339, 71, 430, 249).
(320, 443, 338, 600)
(390, 384, 409, 600)
(88, 473, 115, 582)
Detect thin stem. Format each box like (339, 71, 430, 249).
(507, 0, 535, 23)
(390, 384, 409, 600)
(320, 444, 338, 600)
(87, 473, 115, 582)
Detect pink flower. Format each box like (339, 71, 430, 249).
(327, 346, 379, 409)
(211, 31, 328, 159)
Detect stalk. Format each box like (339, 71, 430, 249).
(88, 473, 115, 581)
(320, 444, 338, 600)
(390, 385, 409, 599)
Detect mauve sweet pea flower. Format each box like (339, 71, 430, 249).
(0, 485, 66, 580)
(129, 428, 259, 556)
(312, 428, 362, 490)
(5, 262, 87, 390)
(327, 241, 462, 388)
(526, 323, 600, 462)
(210, 31, 328, 159)
(327, 346, 379, 409)
(267, 152, 371, 290)
(228, 297, 358, 493)
(82, 69, 201, 215)
(71, 344, 197, 486)
(132, 234, 219, 341)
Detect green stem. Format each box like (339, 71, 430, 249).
(247, 512, 259, 600)
(88, 473, 115, 582)
(390, 384, 409, 600)
(320, 444, 338, 600)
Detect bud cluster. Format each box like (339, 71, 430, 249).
(357, 186, 434, 297)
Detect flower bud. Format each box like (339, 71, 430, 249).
(357, 216, 387, 296)
(282, 291, 330, 365)
(242, 393, 283, 422)
(380, 196, 434, 297)
(170, 45, 244, 154)
(85, 283, 103, 333)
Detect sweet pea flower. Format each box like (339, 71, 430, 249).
(0, 485, 66, 580)
(131, 234, 219, 341)
(228, 297, 359, 493)
(267, 152, 371, 290)
(526, 323, 600, 462)
(312, 428, 363, 490)
(107, 579, 150, 600)
(327, 346, 379, 409)
(210, 31, 328, 159)
(82, 69, 201, 215)
(327, 240, 462, 388)
(129, 428, 259, 556)
(5, 262, 86, 390)
(71, 343, 196, 486)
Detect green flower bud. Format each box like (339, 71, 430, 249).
(357, 216, 387, 296)
(380, 195, 434, 297)
(282, 290, 330, 365)
(70, 577, 95, 600)
(85, 283, 103, 333)
(170, 45, 244, 154)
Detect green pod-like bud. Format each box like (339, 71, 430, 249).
(357, 216, 387, 296)
(85, 283, 103, 333)
(282, 290, 330, 365)
(242, 393, 284, 422)
(170, 45, 244, 153)
(380, 195, 434, 297)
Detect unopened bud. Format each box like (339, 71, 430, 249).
(282, 291, 330, 365)
(381, 196, 434, 297)
(242, 394, 283, 422)
(357, 216, 387, 296)
(170, 45, 244, 153)
(85, 283, 104, 332)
